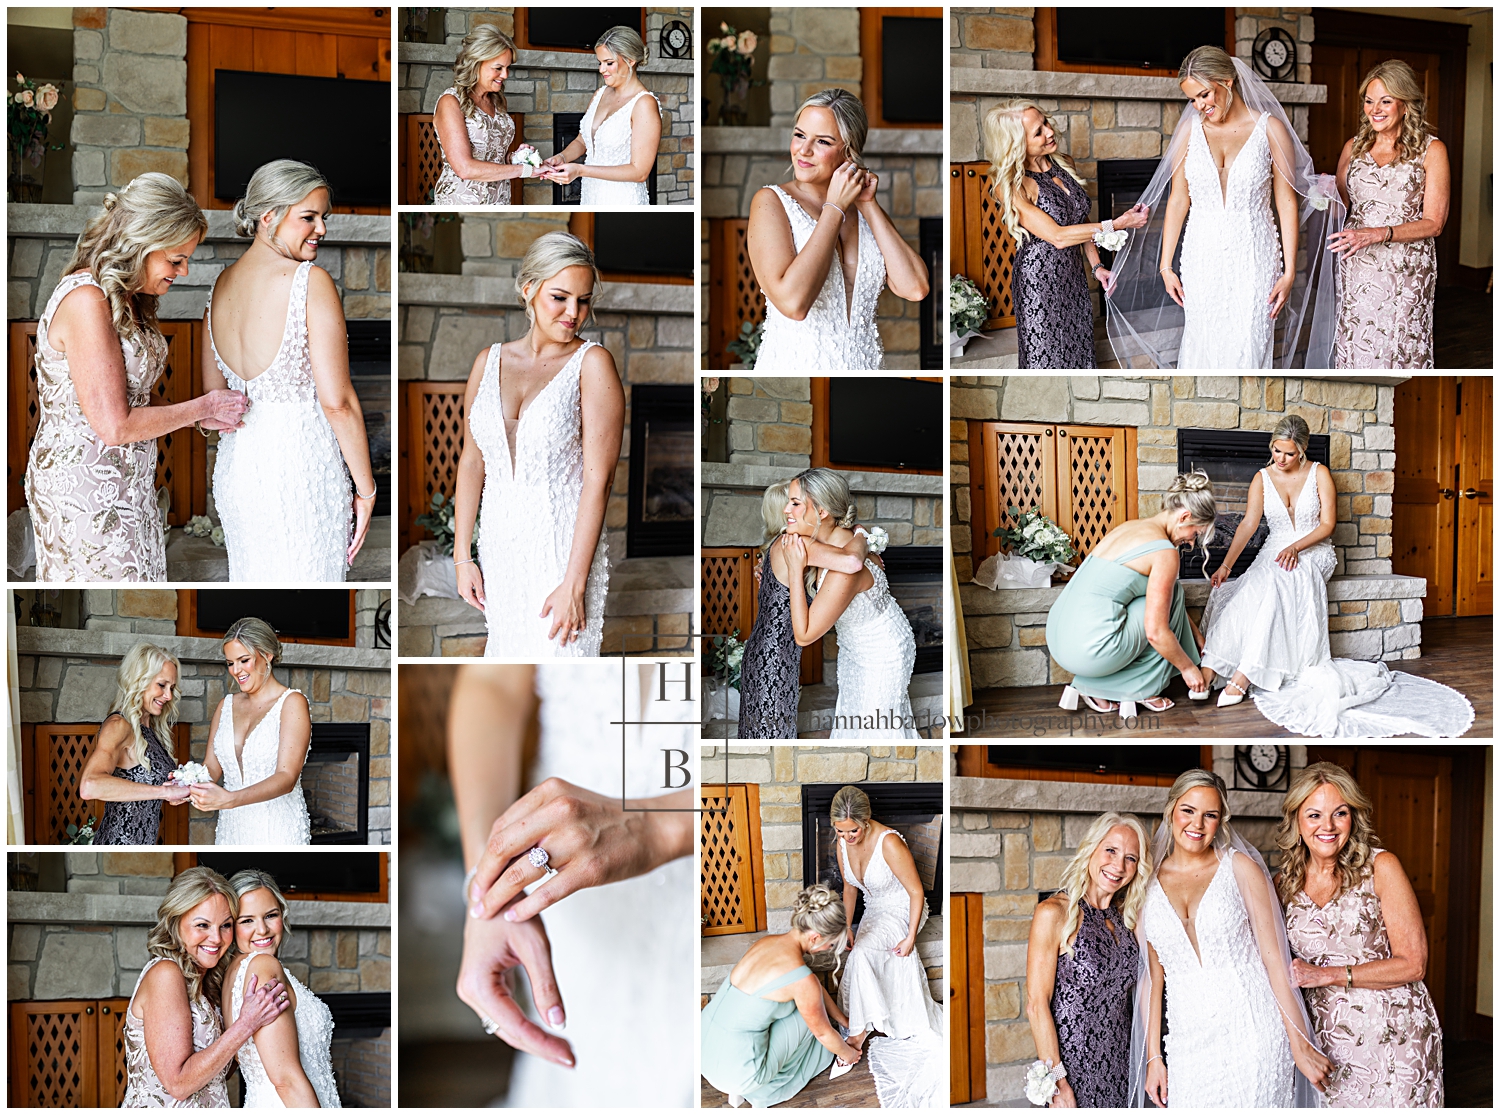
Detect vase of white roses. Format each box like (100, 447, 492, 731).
(705, 634, 744, 724)
(949, 274, 990, 357)
(972, 506, 1078, 589)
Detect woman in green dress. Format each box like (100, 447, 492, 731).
(1046, 470, 1219, 722)
(702, 883, 866, 1107)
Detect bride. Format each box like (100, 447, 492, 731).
(1106, 47, 1343, 369)
(223, 870, 341, 1106)
(780, 468, 917, 738)
(747, 90, 930, 371)
(206, 159, 377, 581)
(831, 786, 943, 1108)
(452, 232, 623, 658)
(1131, 769, 1331, 1107)
(1199, 416, 1474, 737)
(540, 27, 660, 206)
(190, 618, 312, 845)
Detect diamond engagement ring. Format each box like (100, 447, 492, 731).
(528, 846, 558, 879)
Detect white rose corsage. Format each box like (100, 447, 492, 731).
(169, 761, 213, 786)
(511, 144, 542, 177)
(1092, 228, 1128, 252)
(1024, 1059, 1067, 1106)
(862, 525, 889, 554)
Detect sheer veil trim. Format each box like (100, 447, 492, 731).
(1105, 56, 1345, 369)
(1127, 819, 1325, 1107)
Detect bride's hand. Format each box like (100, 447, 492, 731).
(467, 777, 678, 922)
(539, 579, 586, 645)
(1145, 1056, 1168, 1107)
(1292, 1039, 1332, 1093)
(827, 162, 865, 213)
(347, 490, 375, 565)
(1275, 545, 1300, 571)
(1159, 267, 1185, 309)
(781, 533, 808, 576)
(1267, 271, 1295, 319)
(456, 899, 574, 1068)
(855, 168, 879, 207)
(456, 561, 486, 613)
(187, 781, 233, 811)
(1210, 564, 1232, 588)
(891, 936, 916, 958)
(543, 162, 582, 185)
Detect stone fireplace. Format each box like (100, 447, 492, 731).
(800, 781, 943, 916)
(305, 724, 371, 844)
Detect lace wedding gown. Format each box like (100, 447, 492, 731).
(819, 558, 917, 738)
(470, 341, 609, 657)
(755, 186, 885, 371)
(838, 830, 944, 1108)
(231, 957, 341, 1107)
(211, 688, 312, 845)
(433, 88, 516, 206)
(1142, 847, 1295, 1106)
(579, 86, 656, 206)
(501, 663, 694, 1106)
(1201, 464, 1474, 737)
(209, 261, 352, 582)
(1177, 112, 1280, 369)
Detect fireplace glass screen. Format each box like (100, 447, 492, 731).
(627, 385, 693, 557)
(801, 782, 943, 919)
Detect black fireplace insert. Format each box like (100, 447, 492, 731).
(626, 384, 693, 557)
(801, 781, 943, 920)
(552, 112, 657, 205)
(323, 991, 391, 1038)
(305, 723, 371, 845)
(882, 545, 943, 675)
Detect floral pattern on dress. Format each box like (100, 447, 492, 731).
(432, 88, 515, 206)
(1051, 900, 1139, 1107)
(736, 551, 802, 739)
(1334, 136, 1435, 370)
(122, 958, 231, 1108)
(1285, 851, 1444, 1107)
(95, 719, 174, 846)
(579, 86, 657, 207)
(1014, 162, 1097, 369)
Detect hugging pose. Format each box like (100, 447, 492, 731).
(1023, 765, 1442, 1108)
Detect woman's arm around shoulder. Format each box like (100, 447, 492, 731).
(241, 952, 320, 1107)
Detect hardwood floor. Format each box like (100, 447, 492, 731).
(1434, 285, 1492, 369)
(702, 1057, 880, 1108)
(961, 616, 1492, 738)
(1443, 1039, 1493, 1109)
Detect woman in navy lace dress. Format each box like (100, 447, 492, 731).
(982, 101, 1148, 368)
(1024, 812, 1152, 1107)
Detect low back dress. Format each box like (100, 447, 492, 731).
(26, 271, 168, 582)
(94, 713, 175, 845)
(210, 688, 311, 845)
(230, 957, 342, 1107)
(121, 957, 231, 1108)
(432, 89, 515, 205)
(736, 550, 803, 739)
(701, 964, 833, 1106)
(207, 260, 352, 582)
(578, 86, 656, 207)
(1014, 160, 1096, 368)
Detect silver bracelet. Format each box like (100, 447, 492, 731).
(1101, 218, 1115, 234)
(355, 485, 376, 500)
(1147, 1054, 1163, 1067)
(822, 201, 845, 218)
(454, 557, 475, 567)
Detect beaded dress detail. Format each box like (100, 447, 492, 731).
(432, 89, 515, 205)
(210, 689, 311, 845)
(470, 341, 609, 657)
(95, 716, 175, 845)
(26, 271, 168, 582)
(579, 86, 656, 207)
(1014, 162, 1097, 368)
(819, 558, 916, 737)
(122, 958, 231, 1108)
(736, 551, 803, 739)
(1050, 900, 1139, 1107)
(231, 957, 341, 1108)
(755, 186, 885, 371)
(208, 261, 351, 582)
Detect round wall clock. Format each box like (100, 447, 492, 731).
(1253, 27, 1297, 83)
(660, 19, 691, 60)
(1234, 745, 1290, 791)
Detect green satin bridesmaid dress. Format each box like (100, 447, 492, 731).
(700, 963, 834, 1107)
(1044, 539, 1199, 701)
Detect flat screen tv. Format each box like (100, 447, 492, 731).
(880, 16, 942, 123)
(214, 70, 390, 207)
(525, 7, 644, 52)
(1055, 8, 1228, 72)
(191, 590, 353, 642)
(194, 853, 381, 896)
(828, 378, 942, 472)
(593, 213, 693, 278)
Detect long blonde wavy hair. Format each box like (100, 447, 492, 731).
(982, 99, 1086, 247)
(1351, 59, 1432, 166)
(1274, 762, 1382, 905)
(452, 23, 516, 118)
(107, 642, 182, 770)
(62, 172, 206, 342)
(1054, 812, 1153, 956)
(146, 867, 238, 1004)
(759, 480, 790, 557)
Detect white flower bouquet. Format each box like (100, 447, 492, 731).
(181, 515, 226, 548)
(863, 525, 889, 554)
(169, 761, 213, 786)
(973, 506, 1078, 590)
(949, 274, 990, 356)
(511, 143, 543, 178)
(1308, 173, 1339, 212)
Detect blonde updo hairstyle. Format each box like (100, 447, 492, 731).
(108, 642, 183, 770)
(1352, 59, 1432, 166)
(1161, 768, 1231, 856)
(1178, 45, 1238, 118)
(146, 866, 238, 1004)
(789, 467, 857, 594)
(62, 172, 207, 343)
(452, 23, 517, 116)
(759, 480, 790, 556)
(596, 25, 647, 74)
(1163, 468, 1218, 574)
(232, 159, 331, 253)
(514, 231, 602, 329)
(982, 99, 1086, 246)
(226, 868, 292, 963)
(221, 617, 281, 668)
(1273, 762, 1382, 906)
(1053, 812, 1153, 957)
(789, 882, 848, 948)
(1268, 414, 1311, 464)
(793, 88, 869, 173)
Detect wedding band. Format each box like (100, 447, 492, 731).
(480, 1013, 501, 1036)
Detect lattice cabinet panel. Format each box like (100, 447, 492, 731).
(28, 725, 104, 846)
(402, 381, 467, 551)
(9, 1001, 99, 1107)
(700, 783, 765, 936)
(951, 162, 1017, 329)
(969, 421, 1136, 562)
(707, 219, 765, 370)
(402, 113, 524, 204)
(701, 547, 757, 640)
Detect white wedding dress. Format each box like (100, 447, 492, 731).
(1201, 463, 1474, 737)
(1177, 112, 1280, 369)
(1143, 847, 1294, 1106)
(838, 830, 944, 1108)
(501, 663, 694, 1107)
(209, 260, 352, 581)
(755, 186, 885, 371)
(819, 557, 917, 737)
(470, 341, 609, 658)
(579, 86, 656, 207)
(230, 956, 341, 1107)
(211, 688, 312, 845)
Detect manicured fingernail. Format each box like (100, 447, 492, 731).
(503, 908, 518, 922)
(469, 902, 484, 918)
(558, 1054, 575, 1068)
(469, 881, 482, 904)
(548, 1007, 565, 1028)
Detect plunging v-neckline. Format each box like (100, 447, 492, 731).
(840, 827, 891, 889)
(777, 185, 860, 326)
(589, 88, 641, 149)
(1265, 463, 1316, 519)
(1199, 113, 1265, 205)
(496, 342, 586, 475)
(229, 689, 287, 778)
(1155, 851, 1226, 967)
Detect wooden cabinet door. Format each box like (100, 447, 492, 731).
(951, 162, 1016, 329)
(702, 547, 758, 641)
(9, 1000, 101, 1106)
(949, 892, 986, 1104)
(161, 724, 193, 845)
(1456, 375, 1492, 616)
(1055, 424, 1136, 559)
(970, 422, 1058, 563)
(402, 380, 467, 551)
(97, 999, 131, 1108)
(1393, 377, 1458, 617)
(700, 783, 766, 936)
(30, 724, 105, 845)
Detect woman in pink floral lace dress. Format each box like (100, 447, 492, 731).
(1277, 762, 1443, 1107)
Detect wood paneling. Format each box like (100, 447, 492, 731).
(949, 892, 986, 1104)
(402, 380, 468, 552)
(568, 212, 692, 285)
(951, 163, 1016, 329)
(10, 1000, 102, 1107)
(1456, 375, 1491, 616)
(707, 218, 763, 370)
(175, 589, 358, 647)
(700, 783, 767, 936)
(858, 8, 944, 130)
(28, 725, 105, 845)
(400, 112, 524, 206)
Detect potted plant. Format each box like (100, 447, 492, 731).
(706, 23, 761, 126)
(948, 274, 990, 358)
(705, 634, 744, 724)
(8, 74, 64, 202)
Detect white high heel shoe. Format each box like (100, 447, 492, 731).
(1060, 685, 1119, 715)
(1218, 681, 1248, 708)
